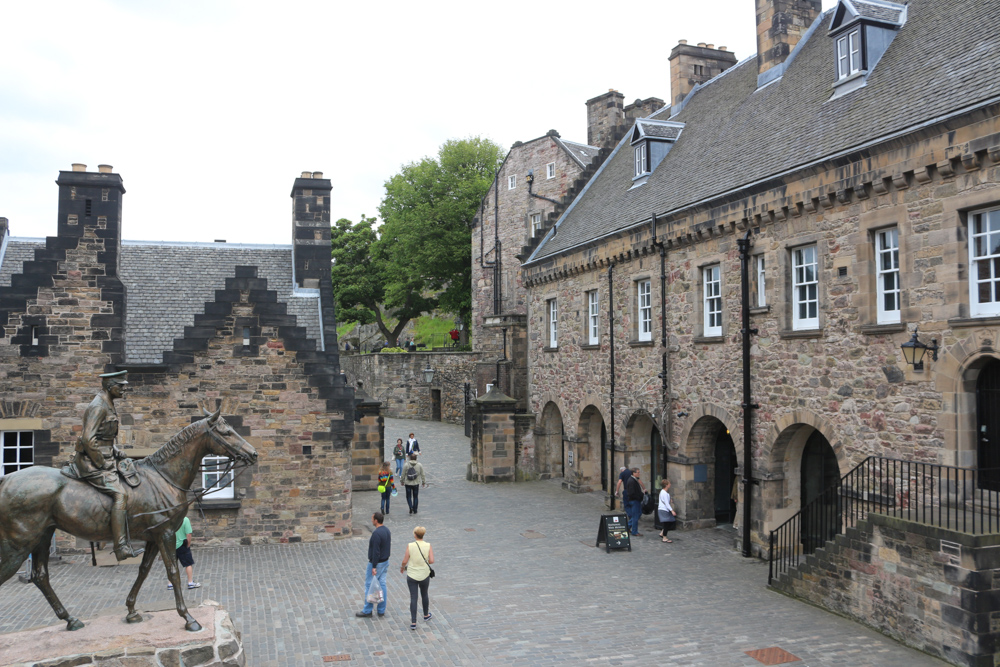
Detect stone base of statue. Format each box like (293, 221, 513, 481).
(0, 601, 244, 667)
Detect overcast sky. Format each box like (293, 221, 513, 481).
(0, 0, 835, 245)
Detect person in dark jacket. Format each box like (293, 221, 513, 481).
(406, 433, 420, 457)
(625, 468, 646, 537)
(356, 512, 391, 617)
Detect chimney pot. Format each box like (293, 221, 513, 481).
(98, 164, 112, 174)
(706, 44, 714, 49)
(719, 46, 727, 51)
(697, 42, 707, 47)
(679, 39, 687, 44)
(312, 171, 323, 179)
(301, 171, 312, 178)
(72, 163, 87, 172)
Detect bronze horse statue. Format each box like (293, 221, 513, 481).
(0, 408, 257, 631)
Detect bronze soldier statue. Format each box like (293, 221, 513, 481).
(72, 370, 143, 561)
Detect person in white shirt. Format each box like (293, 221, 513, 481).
(657, 479, 677, 543)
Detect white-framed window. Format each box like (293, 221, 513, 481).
(587, 290, 599, 345)
(703, 265, 722, 336)
(637, 280, 652, 342)
(875, 228, 900, 324)
(508, 175, 516, 190)
(530, 212, 543, 237)
(2, 431, 34, 476)
(792, 245, 819, 330)
(755, 255, 767, 308)
(634, 143, 648, 177)
(546, 162, 556, 179)
(970, 207, 1000, 317)
(836, 28, 862, 79)
(485, 383, 494, 394)
(201, 455, 234, 499)
(548, 299, 558, 347)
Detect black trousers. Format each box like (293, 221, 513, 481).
(405, 484, 419, 511)
(406, 575, 430, 623)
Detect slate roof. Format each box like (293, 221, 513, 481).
(848, 0, 906, 24)
(0, 239, 322, 364)
(556, 138, 601, 168)
(634, 120, 684, 141)
(530, 0, 1000, 262)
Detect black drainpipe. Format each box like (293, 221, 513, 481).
(737, 229, 758, 558)
(527, 170, 561, 206)
(653, 214, 669, 483)
(608, 262, 616, 510)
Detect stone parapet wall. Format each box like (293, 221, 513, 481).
(771, 515, 1000, 667)
(341, 352, 479, 425)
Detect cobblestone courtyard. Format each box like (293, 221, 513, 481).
(0, 418, 947, 666)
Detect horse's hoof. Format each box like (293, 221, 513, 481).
(126, 611, 144, 624)
(66, 618, 84, 631)
(185, 620, 202, 632)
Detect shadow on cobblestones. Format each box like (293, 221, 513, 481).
(0, 417, 947, 666)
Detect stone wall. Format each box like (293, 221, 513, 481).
(341, 351, 478, 425)
(771, 514, 1000, 667)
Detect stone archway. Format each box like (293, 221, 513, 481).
(623, 412, 661, 490)
(535, 401, 565, 480)
(679, 414, 736, 527)
(568, 405, 604, 494)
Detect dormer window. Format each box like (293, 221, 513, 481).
(836, 28, 862, 79)
(628, 118, 684, 188)
(634, 144, 648, 177)
(829, 0, 906, 99)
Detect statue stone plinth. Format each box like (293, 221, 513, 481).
(0, 601, 244, 666)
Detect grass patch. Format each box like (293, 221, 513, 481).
(411, 315, 458, 347)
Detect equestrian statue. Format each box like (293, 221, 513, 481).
(0, 371, 258, 632)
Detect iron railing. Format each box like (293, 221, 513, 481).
(768, 457, 1000, 584)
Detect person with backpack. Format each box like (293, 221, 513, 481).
(402, 453, 426, 514)
(393, 438, 405, 477)
(624, 467, 645, 537)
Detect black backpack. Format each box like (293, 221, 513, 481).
(406, 464, 419, 481)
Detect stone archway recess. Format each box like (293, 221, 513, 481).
(932, 329, 1000, 469)
(569, 405, 604, 493)
(763, 410, 844, 536)
(535, 401, 565, 480)
(623, 411, 659, 489)
(674, 405, 738, 528)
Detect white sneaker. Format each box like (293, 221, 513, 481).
(188, 582, 201, 589)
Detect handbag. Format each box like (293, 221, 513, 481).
(415, 542, 435, 578)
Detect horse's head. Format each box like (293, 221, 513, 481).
(202, 408, 258, 466)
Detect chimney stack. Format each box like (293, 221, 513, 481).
(755, 0, 822, 84)
(668, 42, 738, 108)
(585, 90, 625, 150)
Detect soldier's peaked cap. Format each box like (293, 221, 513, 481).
(99, 370, 128, 380)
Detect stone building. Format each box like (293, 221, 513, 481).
(0, 166, 358, 546)
(521, 0, 1000, 556)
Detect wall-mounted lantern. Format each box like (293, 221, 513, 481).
(422, 365, 435, 384)
(900, 328, 939, 371)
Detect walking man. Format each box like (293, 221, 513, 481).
(356, 512, 391, 618)
(402, 453, 426, 514)
(625, 467, 645, 537)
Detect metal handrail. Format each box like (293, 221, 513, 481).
(768, 457, 1000, 584)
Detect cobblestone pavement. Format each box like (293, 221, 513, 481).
(1, 417, 947, 666)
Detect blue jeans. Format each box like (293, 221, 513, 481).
(362, 561, 389, 615)
(626, 500, 642, 535)
(380, 490, 391, 514)
(395, 458, 404, 477)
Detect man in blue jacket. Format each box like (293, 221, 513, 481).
(357, 512, 391, 617)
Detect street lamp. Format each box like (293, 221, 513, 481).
(422, 365, 435, 384)
(900, 328, 939, 371)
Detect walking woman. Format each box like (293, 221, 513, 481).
(658, 478, 677, 542)
(393, 438, 405, 477)
(377, 461, 394, 515)
(400, 526, 434, 630)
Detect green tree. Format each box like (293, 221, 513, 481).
(330, 215, 433, 347)
(377, 137, 505, 334)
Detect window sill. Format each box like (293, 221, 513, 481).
(749, 305, 770, 316)
(197, 498, 241, 510)
(629, 340, 655, 347)
(542, 346, 559, 353)
(779, 328, 824, 340)
(693, 335, 725, 344)
(949, 316, 1000, 328)
(580, 343, 601, 350)
(861, 323, 905, 335)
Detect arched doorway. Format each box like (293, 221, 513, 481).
(800, 429, 840, 553)
(537, 402, 565, 480)
(714, 428, 737, 524)
(976, 359, 1000, 491)
(572, 405, 605, 493)
(624, 412, 661, 489)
